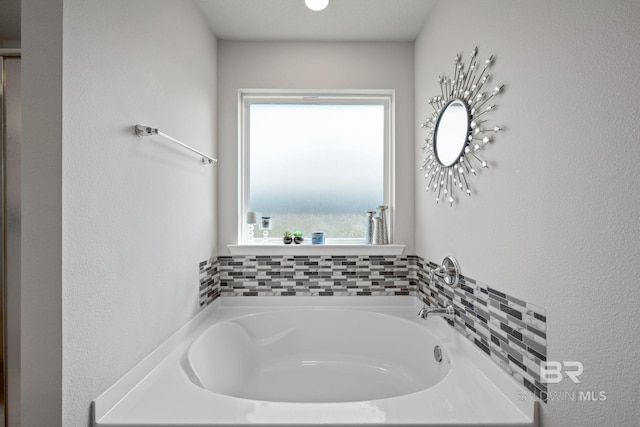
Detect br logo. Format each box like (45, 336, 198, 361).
(540, 361, 584, 384)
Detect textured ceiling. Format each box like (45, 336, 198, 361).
(193, 0, 436, 41)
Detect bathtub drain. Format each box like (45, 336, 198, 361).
(433, 345, 443, 362)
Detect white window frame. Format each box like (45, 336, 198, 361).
(238, 89, 395, 245)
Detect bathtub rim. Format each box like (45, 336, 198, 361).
(92, 296, 537, 425)
(93, 296, 421, 421)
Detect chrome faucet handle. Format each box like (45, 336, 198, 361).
(429, 266, 446, 287)
(429, 256, 461, 288)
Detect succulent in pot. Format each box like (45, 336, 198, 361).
(283, 231, 293, 245)
(293, 231, 304, 244)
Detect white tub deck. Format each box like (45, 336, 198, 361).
(92, 297, 536, 426)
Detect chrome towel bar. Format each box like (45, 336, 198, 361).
(134, 124, 217, 164)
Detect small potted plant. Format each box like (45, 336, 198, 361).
(283, 231, 293, 245)
(293, 231, 304, 244)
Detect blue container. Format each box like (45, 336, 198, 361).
(311, 232, 325, 245)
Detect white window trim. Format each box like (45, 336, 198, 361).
(237, 89, 396, 250)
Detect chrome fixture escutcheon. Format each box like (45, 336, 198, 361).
(429, 256, 461, 288)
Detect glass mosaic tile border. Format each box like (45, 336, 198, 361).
(199, 254, 547, 402)
(217, 255, 416, 297)
(415, 257, 548, 402)
(198, 257, 220, 308)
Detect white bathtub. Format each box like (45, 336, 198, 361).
(186, 309, 450, 403)
(93, 297, 536, 426)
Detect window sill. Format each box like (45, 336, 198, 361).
(227, 244, 406, 256)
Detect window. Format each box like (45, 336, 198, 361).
(239, 90, 394, 244)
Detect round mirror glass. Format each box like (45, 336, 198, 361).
(433, 99, 470, 167)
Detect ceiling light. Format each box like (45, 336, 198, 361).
(305, 0, 329, 11)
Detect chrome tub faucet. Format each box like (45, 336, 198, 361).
(418, 304, 455, 320)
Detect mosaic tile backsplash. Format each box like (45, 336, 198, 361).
(199, 254, 547, 402)
(218, 255, 415, 296)
(415, 258, 548, 402)
(198, 257, 220, 308)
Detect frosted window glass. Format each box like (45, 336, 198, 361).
(248, 103, 385, 240)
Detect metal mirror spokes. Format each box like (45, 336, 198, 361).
(420, 47, 505, 206)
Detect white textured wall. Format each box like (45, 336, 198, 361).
(415, 1, 640, 425)
(217, 41, 415, 254)
(61, 1, 217, 426)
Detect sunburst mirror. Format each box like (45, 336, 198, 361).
(420, 47, 504, 206)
